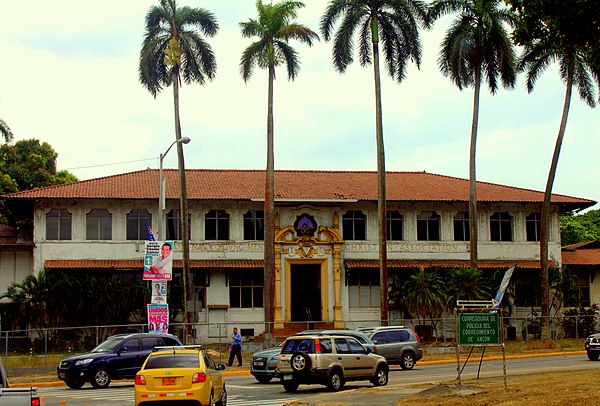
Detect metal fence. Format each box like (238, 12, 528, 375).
(0, 314, 594, 367)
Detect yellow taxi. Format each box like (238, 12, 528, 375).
(134, 345, 227, 406)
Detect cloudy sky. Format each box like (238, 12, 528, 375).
(0, 1, 598, 210)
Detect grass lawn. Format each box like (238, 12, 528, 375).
(402, 369, 597, 405)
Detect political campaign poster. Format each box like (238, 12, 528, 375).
(147, 303, 169, 334)
(151, 281, 168, 304)
(143, 241, 173, 281)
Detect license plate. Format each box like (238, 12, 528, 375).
(283, 374, 293, 381)
(162, 377, 176, 385)
(59, 372, 65, 379)
(253, 361, 265, 367)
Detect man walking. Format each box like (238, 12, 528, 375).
(227, 327, 242, 367)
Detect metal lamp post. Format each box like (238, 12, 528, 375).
(158, 137, 191, 238)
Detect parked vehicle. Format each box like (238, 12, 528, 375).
(585, 332, 600, 360)
(0, 356, 40, 406)
(134, 345, 227, 406)
(357, 326, 422, 369)
(276, 334, 388, 392)
(250, 343, 282, 383)
(297, 329, 377, 354)
(57, 333, 182, 389)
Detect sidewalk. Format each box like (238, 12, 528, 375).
(8, 350, 585, 389)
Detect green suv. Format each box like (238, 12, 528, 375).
(276, 334, 389, 392)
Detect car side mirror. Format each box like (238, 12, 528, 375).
(366, 347, 373, 354)
(117, 347, 128, 355)
(372, 339, 378, 344)
(216, 363, 226, 371)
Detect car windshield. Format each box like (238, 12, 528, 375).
(90, 337, 122, 353)
(145, 353, 200, 369)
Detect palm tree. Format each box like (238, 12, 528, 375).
(446, 267, 488, 309)
(403, 267, 446, 339)
(139, 0, 218, 342)
(514, 11, 599, 338)
(321, 0, 429, 325)
(429, 0, 517, 269)
(0, 119, 13, 143)
(240, 0, 319, 327)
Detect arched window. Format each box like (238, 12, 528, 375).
(490, 212, 513, 241)
(342, 210, 366, 240)
(386, 211, 404, 241)
(417, 211, 440, 241)
(126, 209, 152, 240)
(526, 213, 541, 242)
(46, 209, 72, 240)
(453, 212, 470, 241)
(243, 210, 264, 240)
(166, 209, 191, 240)
(205, 210, 229, 240)
(86, 209, 112, 240)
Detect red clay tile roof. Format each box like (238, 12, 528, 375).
(2, 169, 595, 210)
(561, 249, 600, 265)
(344, 259, 557, 269)
(44, 259, 263, 269)
(561, 241, 600, 265)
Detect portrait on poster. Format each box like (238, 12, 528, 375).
(143, 241, 173, 281)
(151, 281, 168, 304)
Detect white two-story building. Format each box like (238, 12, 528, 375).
(2, 169, 595, 339)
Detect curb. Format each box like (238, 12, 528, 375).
(10, 351, 586, 388)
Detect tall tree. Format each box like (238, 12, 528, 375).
(240, 0, 319, 327)
(507, 0, 600, 337)
(139, 0, 218, 342)
(0, 119, 13, 143)
(429, 0, 517, 268)
(321, 0, 429, 324)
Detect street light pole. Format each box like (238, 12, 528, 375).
(157, 137, 190, 239)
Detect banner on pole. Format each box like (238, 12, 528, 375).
(147, 303, 169, 334)
(143, 241, 173, 281)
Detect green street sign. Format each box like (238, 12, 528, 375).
(458, 312, 500, 345)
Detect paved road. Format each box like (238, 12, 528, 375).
(35, 353, 599, 406)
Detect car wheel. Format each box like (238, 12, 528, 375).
(216, 385, 227, 406)
(290, 352, 311, 373)
(90, 367, 111, 389)
(400, 352, 415, 370)
(327, 370, 344, 391)
(65, 380, 85, 389)
(255, 375, 273, 384)
(283, 380, 299, 392)
(587, 351, 599, 361)
(371, 366, 388, 387)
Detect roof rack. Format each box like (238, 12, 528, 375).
(152, 345, 203, 352)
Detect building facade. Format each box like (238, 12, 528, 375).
(3, 169, 596, 339)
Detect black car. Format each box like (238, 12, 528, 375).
(585, 332, 600, 360)
(57, 332, 182, 389)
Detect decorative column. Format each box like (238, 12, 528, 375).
(274, 243, 284, 329)
(332, 244, 344, 328)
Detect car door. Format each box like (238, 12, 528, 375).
(333, 338, 356, 378)
(111, 338, 142, 378)
(386, 330, 403, 362)
(346, 338, 373, 378)
(203, 352, 223, 401)
(370, 331, 393, 361)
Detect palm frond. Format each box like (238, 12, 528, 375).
(0, 119, 13, 143)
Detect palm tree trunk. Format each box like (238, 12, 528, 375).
(372, 22, 388, 326)
(540, 72, 573, 338)
(469, 66, 481, 269)
(264, 63, 275, 332)
(172, 73, 193, 343)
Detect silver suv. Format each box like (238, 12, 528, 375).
(357, 326, 423, 369)
(276, 334, 389, 392)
